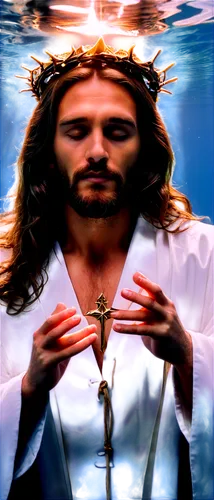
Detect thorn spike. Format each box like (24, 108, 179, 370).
(15, 75, 29, 80)
(45, 50, 62, 63)
(19, 89, 32, 93)
(157, 62, 175, 75)
(31, 55, 44, 68)
(160, 77, 178, 87)
(160, 89, 172, 95)
(151, 49, 161, 64)
(21, 65, 33, 73)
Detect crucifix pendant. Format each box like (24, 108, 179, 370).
(85, 293, 118, 353)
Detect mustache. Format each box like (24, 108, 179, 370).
(71, 166, 123, 186)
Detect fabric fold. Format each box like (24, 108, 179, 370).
(0, 372, 48, 500)
(172, 329, 214, 499)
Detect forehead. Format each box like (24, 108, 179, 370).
(57, 75, 137, 122)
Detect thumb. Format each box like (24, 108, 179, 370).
(51, 302, 68, 315)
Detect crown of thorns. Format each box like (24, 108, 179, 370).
(16, 37, 177, 102)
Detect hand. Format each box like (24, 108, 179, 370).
(111, 272, 192, 368)
(23, 303, 97, 396)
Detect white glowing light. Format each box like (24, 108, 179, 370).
(49, 0, 214, 51)
(50, 0, 139, 37)
(56, 6, 139, 37)
(55, 24, 137, 37)
(117, 0, 141, 18)
(50, 5, 88, 14)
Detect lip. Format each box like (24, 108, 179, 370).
(81, 175, 112, 183)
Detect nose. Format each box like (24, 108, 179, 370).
(85, 129, 109, 166)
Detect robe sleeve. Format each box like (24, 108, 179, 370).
(0, 334, 48, 500)
(172, 232, 214, 499)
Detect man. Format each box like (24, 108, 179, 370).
(0, 37, 213, 500)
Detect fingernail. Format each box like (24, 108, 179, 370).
(113, 324, 122, 331)
(72, 314, 81, 321)
(136, 272, 147, 279)
(122, 288, 132, 296)
(88, 325, 97, 331)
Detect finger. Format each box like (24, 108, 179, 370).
(51, 303, 67, 315)
(43, 314, 82, 346)
(113, 321, 165, 338)
(120, 288, 166, 317)
(51, 331, 98, 363)
(56, 324, 97, 348)
(110, 309, 154, 321)
(133, 272, 168, 305)
(39, 307, 77, 335)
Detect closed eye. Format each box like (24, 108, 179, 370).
(66, 125, 131, 141)
(104, 126, 130, 141)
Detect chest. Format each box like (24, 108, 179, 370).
(63, 253, 127, 371)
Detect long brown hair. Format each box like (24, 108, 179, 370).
(0, 64, 205, 314)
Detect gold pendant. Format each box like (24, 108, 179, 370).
(85, 293, 118, 353)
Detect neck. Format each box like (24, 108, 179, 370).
(62, 205, 138, 263)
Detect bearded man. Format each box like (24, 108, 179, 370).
(0, 38, 213, 500)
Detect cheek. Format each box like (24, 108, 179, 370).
(118, 142, 140, 171)
(54, 138, 78, 171)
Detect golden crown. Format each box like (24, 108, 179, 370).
(16, 37, 177, 102)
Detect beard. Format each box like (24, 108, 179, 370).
(60, 166, 135, 219)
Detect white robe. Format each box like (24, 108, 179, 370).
(0, 217, 213, 500)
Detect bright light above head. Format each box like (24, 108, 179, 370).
(55, 22, 137, 37)
(50, 1, 139, 37)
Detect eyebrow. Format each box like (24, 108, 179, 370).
(59, 117, 137, 129)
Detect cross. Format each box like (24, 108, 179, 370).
(85, 293, 118, 353)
